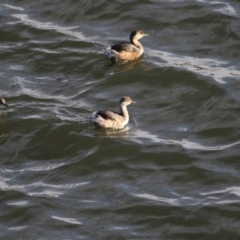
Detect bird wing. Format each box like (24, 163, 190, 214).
(111, 42, 139, 53)
(96, 110, 122, 121)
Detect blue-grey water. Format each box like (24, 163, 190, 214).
(1, 0, 240, 239)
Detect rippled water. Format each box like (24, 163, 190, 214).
(1, 0, 240, 239)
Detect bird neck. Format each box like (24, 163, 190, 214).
(131, 37, 142, 49)
(120, 104, 129, 120)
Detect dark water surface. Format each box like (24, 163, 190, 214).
(1, 0, 240, 239)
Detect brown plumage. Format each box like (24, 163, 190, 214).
(90, 96, 136, 129)
(105, 30, 148, 63)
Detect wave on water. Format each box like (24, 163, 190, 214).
(129, 129, 240, 151)
(148, 49, 240, 84)
(10, 11, 96, 43)
(132, 190, 240, 206)
(51, 215, 82, 225)
(0, 178, 90, 198)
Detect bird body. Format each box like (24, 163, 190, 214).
(0, 98, 9, 107)
(105, 30, 148, 62)
(90, 97, 135, 129)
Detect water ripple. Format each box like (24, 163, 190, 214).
(130, 129, 240, 151)
(132, 188, 240, 207)
(201, 186, 240, 197)
(133, 193, 179, 205)
(0, 180, 90, 198)
(11, 13, 94, 42)
(52, 215, 82, 225)
(148, 49, 240, 84)
(4, 4, 24, 11)
(1, 0, 240, 239)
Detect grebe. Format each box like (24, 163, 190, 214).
(90, 96, 136, 129)
(0, 98, 9, 107)
(105, 30, 148, 63)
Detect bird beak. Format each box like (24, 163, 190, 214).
(131, 101, 136, 104)
(144, 34, 148, 36)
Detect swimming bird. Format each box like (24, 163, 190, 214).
(0, 98, 9, 107)
(90, 96, 136, 129)
(105, 30, 148, 63)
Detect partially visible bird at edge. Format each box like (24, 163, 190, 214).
(0, 98, 9, 107)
